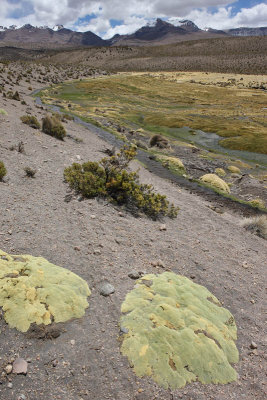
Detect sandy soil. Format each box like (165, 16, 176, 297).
(0, 69, 266, 400)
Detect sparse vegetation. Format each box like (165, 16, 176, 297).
(241, 215, 267, 239)
(42, 115, 66, 140)
(20, 115, 41, 129)
(0, 161, 7, 181)
(24, 166, 36, 178)
(0, 108, 8, 116)
(64, 145, 178, 219)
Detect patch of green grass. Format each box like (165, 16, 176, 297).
(38, 73, 267, 155)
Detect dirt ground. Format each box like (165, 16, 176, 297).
(0, 72, 266, 400)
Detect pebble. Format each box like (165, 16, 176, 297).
(159, 224, 166, 231)
(100, 283, 115, 296)
(250, 341, 257, 349)
(74, 246, 81, 251)
(4, 365, 12, 374)
(94, 249, 101, 255)
(70, 340, 75, 346)
(17, 395, 26, 400)
(7, 382, 13, 389)
(128, 271, 141, 280)
(12, 358, 28, 375)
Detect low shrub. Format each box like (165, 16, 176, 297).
(20, 115, 40, 129)
(64, 145, 178, 219)
(0, 161, 7, 181)
(42, 115, 66, 140)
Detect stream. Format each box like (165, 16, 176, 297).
(34, 91, 266, 216)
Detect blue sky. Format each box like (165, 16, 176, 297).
(1, 1, 266, 38)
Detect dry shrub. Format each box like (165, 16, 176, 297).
(0, 161, 7, 181)
(241, 215, 267, 239)
(42, 115, 66, 140)
(149, 134, 169, 148)
(20, 115, 40, 129)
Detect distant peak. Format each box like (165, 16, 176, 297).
(53, 24, 64, 31)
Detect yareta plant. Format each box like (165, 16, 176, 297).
(0, 249, 91, 332)
(120, 272, 239, 389)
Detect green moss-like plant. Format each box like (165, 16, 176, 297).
(20, 115, 40, 129)
(120, 272, 239, 389)
(0, 161, 7, 181)
(200, 173, 230, 194)
(0, 249, 91, 332)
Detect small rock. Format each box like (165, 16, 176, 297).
(250, 341, 257, 349)
(12, 358, 28, 375)
(7, 382, 13, 389)
(76, 155, 81, 160)
(90, 215, 96, 219)
(52, 359, 58, 367)
(128, 271, 141, 280)
(94, 249, 101, 255)
(5, 365, 12, 374)
(120, 326, 129, 334)
(74, 246, 80, 251)
(159, 224, 166, 231)
(70, 339, 75, 346)
(17, 395, 26, 400)
(100, 283, 115, 296)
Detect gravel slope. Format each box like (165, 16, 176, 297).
(0, 74, 266, 400)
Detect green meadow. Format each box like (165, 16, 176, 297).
(39, 72, 267, 155)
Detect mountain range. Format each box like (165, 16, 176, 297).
(0, 19, 266, 48)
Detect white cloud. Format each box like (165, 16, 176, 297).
(0, 1, 266, 37)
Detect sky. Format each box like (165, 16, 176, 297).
(0, 1, 266, 38)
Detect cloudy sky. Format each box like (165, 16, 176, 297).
(1, 0, 266, 38)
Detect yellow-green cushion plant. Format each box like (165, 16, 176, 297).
(228, 165, 241, 174)
(0, 249, 91, 332)
(200, 173, 230, 194)
(120, 272, 239, 389)
(157, 155, 185, 173)
(215, 168, 226, 177)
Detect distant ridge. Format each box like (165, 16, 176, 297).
(0, 20, 266, 48)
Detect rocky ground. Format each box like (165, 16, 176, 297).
(0, 64, 266, 400)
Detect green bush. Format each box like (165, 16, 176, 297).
(42, 115, 66, 140)
(0, 161, 7, 181)
(20, 115, 40, 129)
(64, 145, 178, 219)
